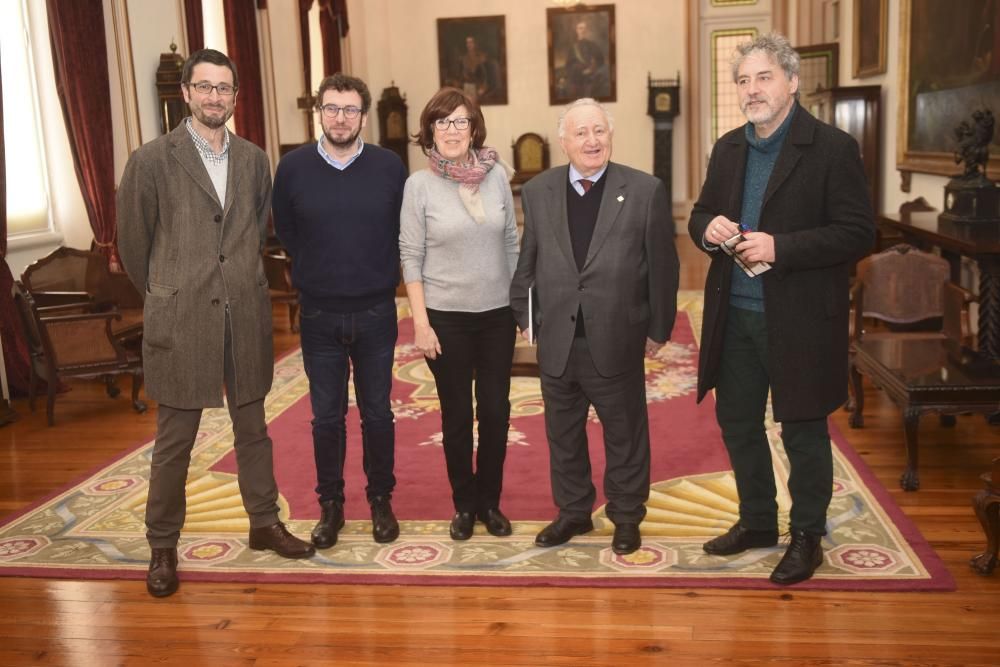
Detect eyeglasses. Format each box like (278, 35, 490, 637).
(319, 104, 363, 119)
(187, 81, 237, 97)
(434, 117, 471, 131)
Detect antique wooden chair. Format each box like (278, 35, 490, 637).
(263, 249, 299, 332)
(12, 282, 145, 426)
(847, 243, 976, 426)
(21, 246, 143, 343)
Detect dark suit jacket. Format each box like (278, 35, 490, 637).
(117, 122, 274, 409)
(688, 104, 875, 422)
(510, 162, 679, 377)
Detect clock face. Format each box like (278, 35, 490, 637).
(387, 111, 405, 140)
(655, 92, 672, 112)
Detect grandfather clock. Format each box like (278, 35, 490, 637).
(377, 83, 409, 170)
(647, 73, 680, 234)
(156, 42, 188, 135)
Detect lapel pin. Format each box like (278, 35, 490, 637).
(617, 195, 624, 202)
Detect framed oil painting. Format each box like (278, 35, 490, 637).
(853, 0, 887, 78)
(546, 4, 616, 105)
(898, 0, 1000, 177)
(437, 15, 508, 106)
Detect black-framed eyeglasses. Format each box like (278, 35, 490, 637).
(319, 104, 362, 119)
(187, 81, 237, 97)
(434, 117, 471, 131)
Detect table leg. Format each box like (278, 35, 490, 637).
(971, 487, 1000, 575)
(900, 406, 921, 491)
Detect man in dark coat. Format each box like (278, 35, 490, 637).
(688, 33, 874, 585)
(118, 49, 315, 598)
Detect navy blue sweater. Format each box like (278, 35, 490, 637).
(272, 143, 407, 311)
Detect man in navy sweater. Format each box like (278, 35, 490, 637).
(272, 73, 408, 548)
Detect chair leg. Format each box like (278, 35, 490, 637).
(105, 375, 121, 398)
(289, 302, 300, 333)
(131, 372, 147, 414)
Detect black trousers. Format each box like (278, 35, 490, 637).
(425, 306, 516, 513)
(715, 306, 832, 535)
(539, 336, 650, 525)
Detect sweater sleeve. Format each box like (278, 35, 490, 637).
(271, 156, 297, 255)
(399, 174, 427, 284)
(500, 170, 519, 277)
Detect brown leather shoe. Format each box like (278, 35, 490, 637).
(249, 521, 316, 559)
(146, 547, 179, 598)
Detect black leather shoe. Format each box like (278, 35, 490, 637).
(146, 547, 179, 598)
(478, 508, 512, 537)
(770, 530, 824, 585)
(370, 496, 399, 543)
(449, 511, 476, 540)
(311, 500, 345, 549)
(249, 522, 316, 558)
(703, 522, 778, 556)
(534, 516, 594, 548)
(611, 522, 641, 555)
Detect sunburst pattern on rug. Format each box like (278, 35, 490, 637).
(0, 291, 953, 589)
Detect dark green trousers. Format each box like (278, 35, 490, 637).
(715, 306, 832, 535)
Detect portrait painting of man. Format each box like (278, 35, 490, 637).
(437, 15, 508, 106)
(547, 5, 616, 105)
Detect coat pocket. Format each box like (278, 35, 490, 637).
(144, 282, 178, 349)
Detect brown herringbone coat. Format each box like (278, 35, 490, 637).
(117, 122, 273, 409)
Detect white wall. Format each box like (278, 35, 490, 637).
(348, 0, 689, 204)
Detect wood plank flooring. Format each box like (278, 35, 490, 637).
(0, 239, 998, 666)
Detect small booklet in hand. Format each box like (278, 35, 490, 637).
(720, 233, 772, 277)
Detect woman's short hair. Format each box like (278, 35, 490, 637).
(413, 87, 487, 155)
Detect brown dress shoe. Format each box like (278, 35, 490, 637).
(370, 496, 399, 543)
(249, 522, 316, 558)
(146, 547, 179, 598)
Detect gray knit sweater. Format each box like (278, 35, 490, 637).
(399, 166, 519, 312)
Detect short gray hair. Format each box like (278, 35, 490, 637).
(557, 98, 614, 138)
(731, 32, 800, 84)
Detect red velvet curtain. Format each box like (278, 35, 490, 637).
(0, 52, 38, 397)
(223, 0, 266, 149)
(45, 0, 121, 271)
(184, 0, 204, 55)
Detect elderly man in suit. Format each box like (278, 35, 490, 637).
(689, 33, 874, 585)
(510, 98, 679, 555)
(118, 48, 314, 599)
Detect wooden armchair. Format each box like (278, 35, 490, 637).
(12, 282, 145, 426)
(263, 249, 299, 333)
(847, 243, 976, 425)
(21, 247, 143, 344)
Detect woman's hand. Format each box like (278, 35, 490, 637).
(415, 322, 443, 360)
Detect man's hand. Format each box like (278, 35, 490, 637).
(735, 231, 776, 263)
(704, 215, 740, 246)
(645, 337, 665, 355)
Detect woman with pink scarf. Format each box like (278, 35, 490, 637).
(400, 88, 519, 541)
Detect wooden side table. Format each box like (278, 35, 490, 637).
(972, 457, 1000, 575)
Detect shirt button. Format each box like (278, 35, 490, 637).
(211, 298, 220, 306)
(219, 255, 226, 263)
(578, 284, 585, 292)
(214, 214, 222, 223)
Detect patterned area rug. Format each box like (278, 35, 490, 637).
(0, 291, 953, 590)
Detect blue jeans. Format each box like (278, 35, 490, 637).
(299, 297, 397, 504)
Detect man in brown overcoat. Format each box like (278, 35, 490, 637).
(117, 49, 314, 598)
